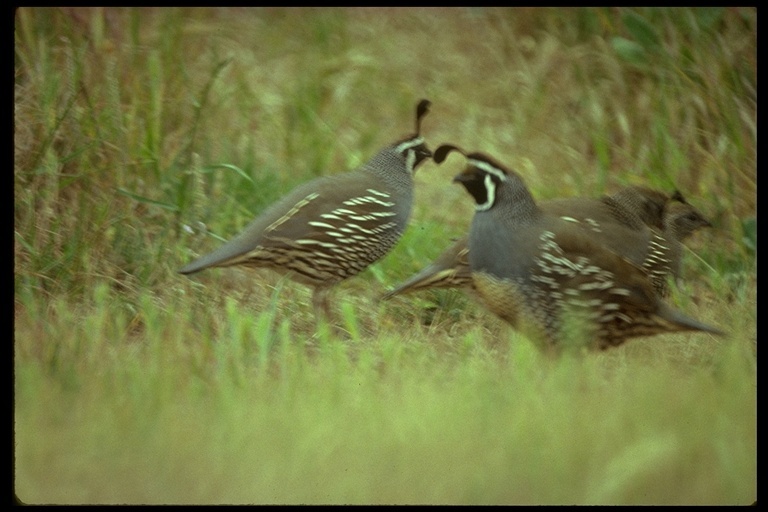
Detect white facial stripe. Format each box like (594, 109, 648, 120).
(405, 149, 417, 174)
(468, 159, 507, 181)
(475, 174, 496, 211)
(395, 137, 424, 154)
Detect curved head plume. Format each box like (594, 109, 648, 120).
(434, 144, 510, 179)
(386, 99, 432, 173)
(439, 145, 516, 211)
(415, 99, 431, 136)
(433, 144, 468, 164)
(437, 145, 510, 184)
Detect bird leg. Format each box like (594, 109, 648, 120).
(312, 286, 334, 329)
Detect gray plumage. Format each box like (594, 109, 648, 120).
(179, 99, 433, 320)
(383, 186, 679, 300)
(438, 144, 722, 352)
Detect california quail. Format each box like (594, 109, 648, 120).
(179, 99, 433, 321)
(383, 186, 678, 300)
(533, 189, 676, 296)
(661, 194, 712, 286)
(437, 144, 722, 352)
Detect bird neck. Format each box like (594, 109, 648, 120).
(493, 177, 538, 221)
(362, 148, 413, 192)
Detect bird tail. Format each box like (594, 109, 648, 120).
(658, 304, 725, 336)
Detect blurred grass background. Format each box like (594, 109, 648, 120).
(14, 7, 755, 504)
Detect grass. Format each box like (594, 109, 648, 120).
(13, 286, 757, 504)
(14, 7, 755, 505)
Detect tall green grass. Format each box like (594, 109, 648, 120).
(14, 283, 756, 504)
(15, 7, 755, 504)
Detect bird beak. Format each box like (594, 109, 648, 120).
(452, 169, 474, 184)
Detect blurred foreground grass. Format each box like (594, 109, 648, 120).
(14, 7, 755, 504)
(14, 282, 756, 504)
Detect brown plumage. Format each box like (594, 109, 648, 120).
(439, 144, 722, 352)
(383, 186, 689, 300)
(179, 100, 433, 321)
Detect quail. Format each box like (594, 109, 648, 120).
(437, 144, 722, 352)
(179, 99, 433, 321)
(383, 186, 680, 300)
(661, 195, 712, 286)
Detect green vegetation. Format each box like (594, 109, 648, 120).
(15, 7, 755, 504)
